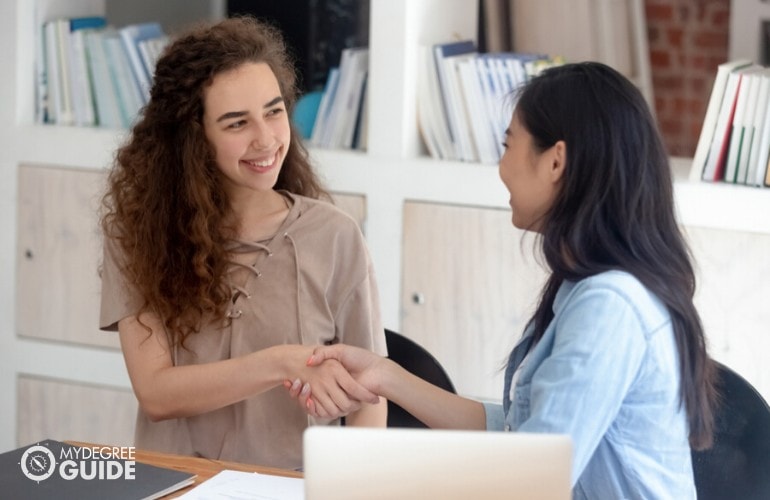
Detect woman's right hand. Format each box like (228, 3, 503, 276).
(288, 354, 380, 418)
(287, 344, 389, 418)
(307, 344, 387, 393)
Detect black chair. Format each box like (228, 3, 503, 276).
(384, 328, 456, 428)
(691, 361, 770, 500)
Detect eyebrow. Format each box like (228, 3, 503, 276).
(264, 96, 284, 108)
(215, 96, 285, 122)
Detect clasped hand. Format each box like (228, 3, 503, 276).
(284, 344, 385, 419)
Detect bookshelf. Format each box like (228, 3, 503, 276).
(3, 0, 770, 452)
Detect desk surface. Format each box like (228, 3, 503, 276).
(67, 441, 302, 498)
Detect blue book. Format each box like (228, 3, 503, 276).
(118, 22, 165, 103)
(69, 16, 107, 31)
(67, 17, 107, 127)
(84, 30, 123, 129)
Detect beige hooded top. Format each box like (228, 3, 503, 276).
(100, 193, 386, 469)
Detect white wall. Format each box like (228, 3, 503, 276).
(729, 0, 770, 62)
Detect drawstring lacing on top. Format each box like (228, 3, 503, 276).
(224, 240, 271, 319)
(222, 235, 304, 343)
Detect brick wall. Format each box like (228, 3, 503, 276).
(645, 0, 731, 157)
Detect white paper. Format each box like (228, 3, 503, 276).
(177, 469, 304, 500)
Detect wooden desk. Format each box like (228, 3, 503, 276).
(67, 441, 302, 498)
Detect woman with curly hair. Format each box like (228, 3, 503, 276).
(99, 16, 385, 469)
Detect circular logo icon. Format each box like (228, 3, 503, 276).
(20, 444, 57, 482)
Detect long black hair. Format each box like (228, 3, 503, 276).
(516, 62, 717, 449)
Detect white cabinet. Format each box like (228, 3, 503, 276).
(2, 0, 770, 451)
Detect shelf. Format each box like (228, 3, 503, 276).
(12, 125, 770, 235)
(311, 148, 509, 209)
(674, 180, 770, 234)
(12, 125, 127, 169)
(670, 156, 770, 234)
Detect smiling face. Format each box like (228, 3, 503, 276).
(202, 62, 291, 202)
(498, 112, 566, 232)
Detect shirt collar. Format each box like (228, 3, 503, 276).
(553, 279, 577, 314)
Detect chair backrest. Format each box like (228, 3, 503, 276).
(691, 361, 770, 500)
(384, 329, 456, 428)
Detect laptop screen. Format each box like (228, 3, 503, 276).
(303, 427, 572, 500)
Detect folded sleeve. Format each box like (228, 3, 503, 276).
(483, 402, 506, 431)
(99, 237, 143, 331)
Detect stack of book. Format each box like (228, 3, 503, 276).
(38, 16, 168, 130)
(417, 40, 560, 164)
(310, 47, 369, 151)
(690, 60, 770, 187)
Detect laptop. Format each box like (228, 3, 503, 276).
(303, 427, 572, 500)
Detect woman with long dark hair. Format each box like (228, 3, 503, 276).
(296, 62, 718, 498)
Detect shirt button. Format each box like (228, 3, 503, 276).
(504, 424, 511, 431)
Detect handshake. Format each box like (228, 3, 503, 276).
(282, 344, 390, 420)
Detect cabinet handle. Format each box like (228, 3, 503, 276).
(25, 249, 33, 260)
(412, 292, 425, 305)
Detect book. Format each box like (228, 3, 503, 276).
(84, 29, 123, 129)
(443, 53, 479, 161)
(479, 52, 547, 146)
(457, 58, 498, 164)
(315, 47, 368, 149)
(417, 45, 454, 159)
(735, 68, 765, 184)
(416, 47, 443, 159)
(765, 154, 770, 186)
(433, 40, 477, 161)
(137, 35, 169, 81)
(701, 65, 756, 182)
(36, 23, 49, 123)
(351, 73, 369, 150)
(68, 28, 95, 126)
(746, 68, 770, 186)
(103, 30, 145, 128)
(44, 19, 76, 125)
(724, 67, 763, 183)
(310, 67, 340, 147)
(748, 69, 770, 186)
(118, 22, 165, 103)
(335, 48, 369, 148)
(66, 17, 108, 127)
(689, 59, 752, 181)
(0, 439, 195, 500)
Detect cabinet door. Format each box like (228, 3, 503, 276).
(684, 225, 770, 402)
(331, 193, 366, 231)
(17, 375, 137, 447)
(16, 165, 115, 348)
(401, 202, 547, 401)
(15, 165, 366, 349)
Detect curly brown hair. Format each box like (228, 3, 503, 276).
(101, 16, 328, 345)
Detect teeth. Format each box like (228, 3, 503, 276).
(247, 154, 274, 167)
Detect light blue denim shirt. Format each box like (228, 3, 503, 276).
(484, 271, 695, 499)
